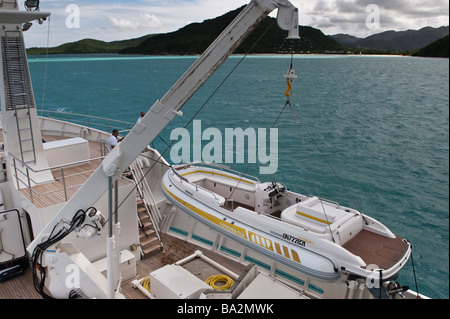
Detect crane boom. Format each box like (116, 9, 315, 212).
(27, 0, 300, 296)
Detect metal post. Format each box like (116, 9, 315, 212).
(108, 176, 113, 237)
(107, 176, 114, 299)
(61, 167, 67, 201)
(114, 179, 118, 223)
(26, 167, 33, 203)
(13, 158, 20, 189)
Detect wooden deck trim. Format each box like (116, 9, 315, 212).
(342, 230, 409, 270)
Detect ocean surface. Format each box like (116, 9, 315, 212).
(28, 53, 449, 299)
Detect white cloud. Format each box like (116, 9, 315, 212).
(107, 13, 164, 31)
(21, 0, 449, 48)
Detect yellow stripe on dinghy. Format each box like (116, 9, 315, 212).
(181, 170, 255, 185)
(163, 181, 302, 265)
(163, 182, 248, 239)
(296, 211, 332, 225)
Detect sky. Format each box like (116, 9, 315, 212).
(19, 0, 449, 48)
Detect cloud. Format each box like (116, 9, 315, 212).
(22, 0, 450, 48)
(300, 0, 449, 36)
(107, 13, 164, 31)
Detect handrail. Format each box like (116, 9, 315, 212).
(178, 161, 261, 183)
(170, 166, 189, 183)
(11, 156, 100, 204)
(8, 151, 105, 174)
(10, 152, 105, 204)
(6, 109, 136, 204)
(37, 109, 135, 135)
(170, 167, 220, 201)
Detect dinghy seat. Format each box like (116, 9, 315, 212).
(281, 197, 364, 244)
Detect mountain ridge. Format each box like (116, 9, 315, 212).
(26, 7, 448, 55)
(330, 26, 449, 51)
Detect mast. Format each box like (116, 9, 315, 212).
(0, 0, 51, 188)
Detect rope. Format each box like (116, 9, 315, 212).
(285, 101, 335, 242)
(112, 19, 277, 222)
(287, 103, 368, 224)
(205, 274, 234, 290)
(141, 275, 151, 293)
(228, 99, 291, 200)
(409, 244, 421, 298)
(40, 15, 51, 111)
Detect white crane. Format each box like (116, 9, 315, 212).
(26, 0, 300, 298)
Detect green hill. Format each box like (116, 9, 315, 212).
(28, 6, 344, 55)
(413, 35, 449, 57)
(121, 6, 344, 55)
(27, 35, 154, 55)
(330, 26, 449, 51)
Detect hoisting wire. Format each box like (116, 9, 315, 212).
(287, 95, 368, 225)
(280, 47, 339, 238)
(279, 36, 367, 223)
(285, 100, 336, 242)
(228, 97, 292, 200)
(280, 40, 367, 234)
(229, 41, 298, 200)
(409, 243, 421, 298)
(111, 19, 277, 222)
(41, 15, 51, 111)
(284, 49, 297, 101)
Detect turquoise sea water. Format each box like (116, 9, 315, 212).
(28, 54, 449, 299)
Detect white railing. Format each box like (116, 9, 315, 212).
(4, 110, 138, 204)
(10, 152, 105, 203)
(37, 109, 135, 136)
(130, 159, 163, 245)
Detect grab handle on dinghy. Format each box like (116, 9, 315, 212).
(171, 166, 189, 183)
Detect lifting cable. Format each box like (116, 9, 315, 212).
(228, 42, 298, 199)
(280, 43, 370, 240)
(279, 41, 368, 225)
(40, 15, 51, 111)
(30, 208, 96, 299)
(409, 243, 421, 298)
(282, 49, 336, 242)
(110, 19, 277, 224)
(287, 102, 368, 225)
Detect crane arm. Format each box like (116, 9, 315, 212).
(27, 0, 299, 267)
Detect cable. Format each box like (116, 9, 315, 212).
(409, 243, 420, 298)
(141, 275, 151, 293)
(228, 99, 291, 200)
(205, 274, 234, 290)
(40, 15, 51, 111)
(288, 103, 369, 225)
(113, 19, 278, 220)
(30, 208, 90, 299)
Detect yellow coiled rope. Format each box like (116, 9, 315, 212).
(205, 274, 234, 290)
(141, 275, 151, 293)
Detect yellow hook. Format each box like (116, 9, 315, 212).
(285, 79, 293, 97)
(284, 68, 297, 97)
